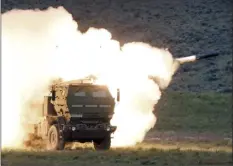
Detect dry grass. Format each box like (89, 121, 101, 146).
(2, 142, 232, 166)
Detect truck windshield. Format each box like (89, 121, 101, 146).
(70, 86, 110, 98)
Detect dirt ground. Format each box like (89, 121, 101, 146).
(2, 0, 232, 93)
(145, 130, 232, 143)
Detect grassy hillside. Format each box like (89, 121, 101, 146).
(153, 91, 232, 136)
(1, 0, 232, 92)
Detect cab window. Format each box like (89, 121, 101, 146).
(74, 91, 86, 97)
(92, 91, 107, 98)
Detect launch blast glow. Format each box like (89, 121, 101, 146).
(2, 7, 176, 148)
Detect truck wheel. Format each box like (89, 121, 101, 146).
(93, 135, 111, 150)
(47, 124, 65, 150)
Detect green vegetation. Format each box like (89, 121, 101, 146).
(1, 92, 232, 166)
(154, 91, 232, 136)
(2, 144, 232, 166)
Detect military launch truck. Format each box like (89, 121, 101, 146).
(29, 78, 119, 150)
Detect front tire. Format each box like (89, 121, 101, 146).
(93, 135, 111, 150)
(47, 124, 65, 150)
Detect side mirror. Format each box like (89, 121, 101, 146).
(51, 90, 56, 101)
(117, 88, 120, 102)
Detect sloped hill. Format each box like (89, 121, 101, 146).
(2, 0, 232, 92)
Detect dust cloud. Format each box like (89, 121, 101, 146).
(1, 7, 176, 148)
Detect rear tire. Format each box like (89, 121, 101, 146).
(47, 124, 65, 150)
(93, 135, 111, 150)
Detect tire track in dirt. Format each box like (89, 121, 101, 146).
(144, 131, 232, 143)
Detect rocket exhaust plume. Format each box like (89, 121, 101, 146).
(2, 7, 176, 148)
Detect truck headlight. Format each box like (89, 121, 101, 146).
(72, 127, 76, 131)
(106, 126, 110, 131)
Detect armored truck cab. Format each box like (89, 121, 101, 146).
(33, 78, 119, 150)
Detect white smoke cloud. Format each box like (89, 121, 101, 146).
(1, 6, 175, 148)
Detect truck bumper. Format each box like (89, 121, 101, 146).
(62, 124, 117, 141)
